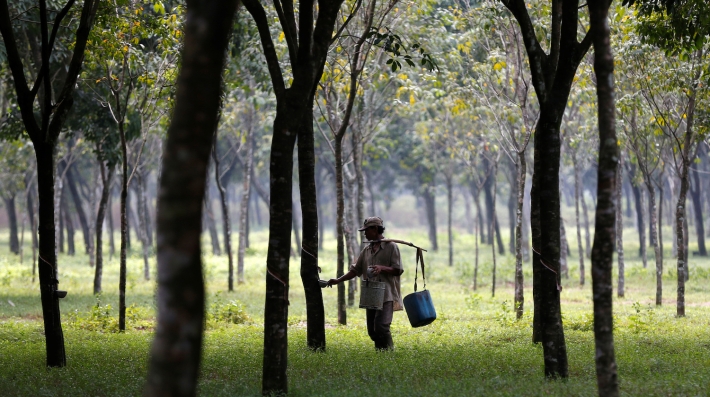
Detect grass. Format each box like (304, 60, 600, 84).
(1, 225, 709, 396)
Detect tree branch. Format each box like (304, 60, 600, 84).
(242, 0, 286, 96)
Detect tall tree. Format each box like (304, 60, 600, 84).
(143, 0, 239, 395)
(499, 0, 598, 377)
(588, 1, 619, 394)
(242, 0, 347, 390)
(0, 0, 101, 367)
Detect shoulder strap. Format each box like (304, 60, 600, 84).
(414, 248, 426, 292)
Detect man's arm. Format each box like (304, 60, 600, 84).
(327, 270, 357, 287)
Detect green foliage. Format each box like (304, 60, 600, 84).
(208, 299, 252, 326)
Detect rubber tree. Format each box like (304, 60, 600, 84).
(0, 0, 101, 367)
(588, 1, 620, 395)
(241, 0, 347, 391)
(499, 0, 601, 378)
(142, 0, 239, 394)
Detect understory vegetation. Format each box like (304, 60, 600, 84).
(1, 223, 709, 396)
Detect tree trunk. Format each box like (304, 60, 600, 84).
(463, 186, 474, 234)
(560, 216, 569, 278)
(213, 141, 234, 291)
(108, 187, 115, 259)
(474, 219, 479, 290)
(66, 167, 92, 254)
(588, 1, 620, 392)
(515, 153, 526, 319)
(581, 182, 592, 259)
(470, 181, 486, 243)
(508, 166, 516, 255)
(574, 161, 585, 285)
(136, 172, 151, 280)
(143, 1, 237, 393)
(35, 143, 66, 367)
(204, 186, 221, 255)
(422, 177, 438, 251)
(616, 157, 625, 298)
(26, 177, 38, 282)
(62, 197, 75, 256)
(644, 179, 662, 305)
(238, 116, 254, 285)
(630, 176, 647, 266)
(335, 137, 347, 325)
(297, 109, 325, 350)
(446, 173, 454, 267)
(118, 119, 129, 332)
(690, 163, 706, 255)
(94, 163, 114, 295)
(5, 196, 20, 254)
(490, 158, 499, 297)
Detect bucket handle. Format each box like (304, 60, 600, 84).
(414, 248, 426, 292)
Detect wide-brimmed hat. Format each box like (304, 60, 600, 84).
(358, 216, 384, 231)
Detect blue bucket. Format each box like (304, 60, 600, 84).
(403, 289, 436, 327)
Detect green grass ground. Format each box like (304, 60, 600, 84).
(1, 226, 709, 396)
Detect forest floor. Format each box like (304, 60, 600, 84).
(1, 227, 709, 396)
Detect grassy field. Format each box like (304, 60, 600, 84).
(1, 225, 709, 396)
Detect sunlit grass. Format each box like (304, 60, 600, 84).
(1, 224, 709, 396)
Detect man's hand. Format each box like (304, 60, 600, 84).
(326, 278, 338, 287)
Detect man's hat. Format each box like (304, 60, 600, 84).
(358, 216, 384, 231)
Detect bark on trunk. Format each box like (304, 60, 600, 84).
(574, 161, 585, 285)
(422, 177, 438, 251)
(690, 163, 706, 255)
(136, 172, 151, 280)
(335, 137, 347, 325)
(514, 153, 526, 319)
(143, 1, 237, 394)
(213, 141, 234, 291)
(616, 157, 625, 298)
(490, 158, 499, 297)
(446, 173, 454, 267)
(62, 196, 75, 256)
(66, 167, 92, 254)
(94, 163, 114, 295)
(588, 2, 620, 392)
(630, 177, 647, 266)
(204, 186, 221, 255)
(36, 143, 66, 367)
(644, 179, 662, 305)
(238, 115, 253, 285)
(118, 120, 129, 332)
(108, 187, 115, 258)
(5, 196, 20, 254)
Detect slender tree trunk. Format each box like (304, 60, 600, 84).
(515, 153, 526, 319)
(474, 218, 479, 290)
(630, 178, 647, 266)
(63, 197, 75, 256)
(616, 157, 625, 298)
(422, 178, 438, 251)
(108, 186, 115, 259)
(297, 109, 325, 350)
(490, 158, 499, 297)
(574, 161, 585, 285)
(136, 172, 151, 280)
(5, 196, 20, 254)
(446, 173, 454, 267)
(35, 143, 66, 367)
(690, 163, 706, 255)
(470, 182, 486, 243)
(143, 1, 237, 393)
(335, 137, 347, 325)
(118, 120, 129, 332)
(66, 167, 92, 254)
(204, 186, 221, 255)
(344, 178, 357, 307)
(213, 141, 234, 292)
(463, 186, 474, 234)
(560, 217, 569, 278)
(588, 2, 620, 392)
(94, 163, 114, 295)
(581, 182, 592, 259)
(26, 178, 38, 282)
(238, 119, 254, 285)
(644, 179, 662, 305)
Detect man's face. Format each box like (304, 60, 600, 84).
(364, 225, 378, 241)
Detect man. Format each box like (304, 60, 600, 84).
(327, 216, 403, 350)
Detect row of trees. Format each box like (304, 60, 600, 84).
(1, 0, 708, 395)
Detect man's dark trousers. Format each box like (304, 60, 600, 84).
(366, 301, 394, 350)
